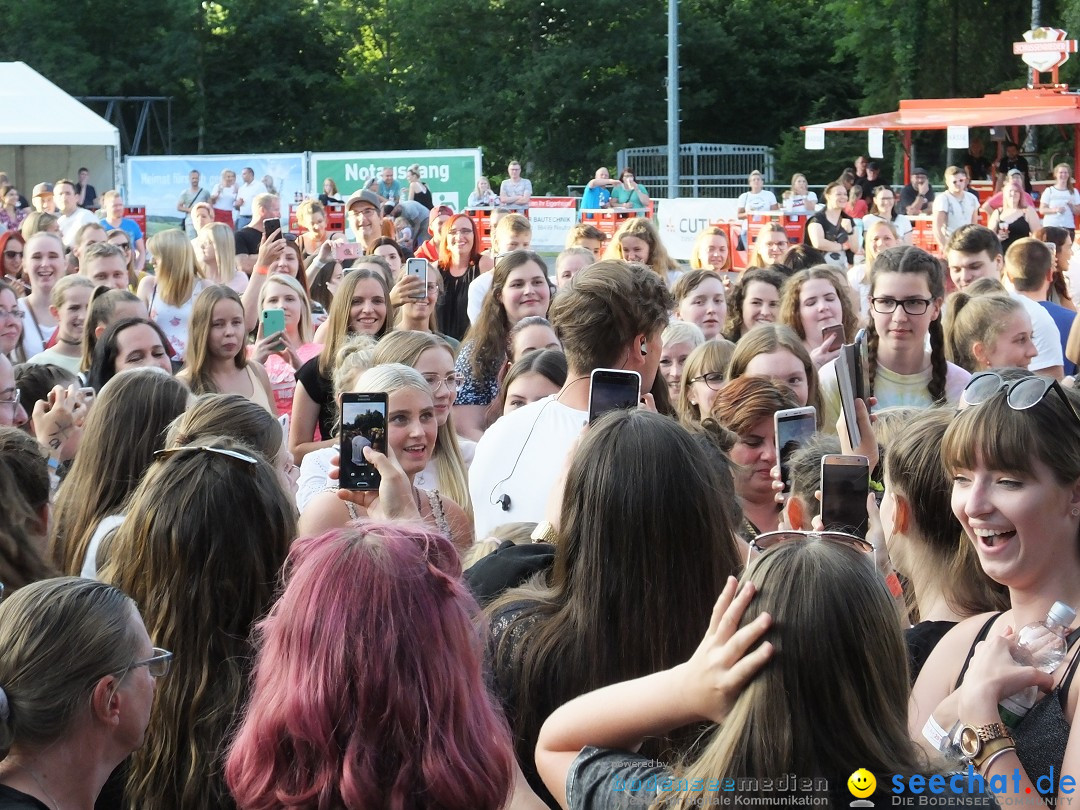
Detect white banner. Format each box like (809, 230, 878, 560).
(655, 198, 740, 261)
(527, 199, 578, 248)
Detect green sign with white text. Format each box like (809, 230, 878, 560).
(310, 149, 481, 212)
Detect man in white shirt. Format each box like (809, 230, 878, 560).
(234, 167, 260, 229)
(54, 179, 99, 247)
(468, 260, 672, 537)
(499, 161, 532, 212)
(932, 166, 978, 250)
(736, 170, 779, 217)
(946, 225, 1063, 379)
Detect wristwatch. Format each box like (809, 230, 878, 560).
(530, 521, 558, 545)
(958, 722, 1014, 769)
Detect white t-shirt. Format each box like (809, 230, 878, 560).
(468, 395, 586, 537)
(931, 191, 978, 241)
(1012, 292, 1064, 373)
(861, 213, 913, 241)
(1040, 186, 1080, 229)
(468, 271, 494, 323)
(784, 191, 818, 212)
(818, 356, 971, 433)
(17, 297, 55, 359)
(235, 181, 261, 217)
(57, 206, 99, 247)
(26, 346, 82, 375)
(737, 190, 778, 213)
(81, 513, 125, 579)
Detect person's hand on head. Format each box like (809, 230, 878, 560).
(676, 576, 773, 724)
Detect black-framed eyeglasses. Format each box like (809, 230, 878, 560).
(751, 530, 874, 555)
(962, 371, 1080, 427)
(689, 371, 725, 391)
(869, 297, 934, 316)
(154, 445, 258, 465)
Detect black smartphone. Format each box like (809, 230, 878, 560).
(262, 218, 281, 242)
(339, 392, 388, 491)
(820, 454, 869, 537)
(774, 406, 817, 493)
(587, 368, 641, 423)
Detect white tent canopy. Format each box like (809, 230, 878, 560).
(0, 62, 120, 198)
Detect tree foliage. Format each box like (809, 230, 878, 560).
(0, 0, 1059, 191)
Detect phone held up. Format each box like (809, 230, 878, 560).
(774, 406, 816, 494)
(820, 453, 869, 537)
(261, 218, 281, 242)
(405, 257, 429, 298)
(339, 393, 389, 491)
(587, 368, 641, 424)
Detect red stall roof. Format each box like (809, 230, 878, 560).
(804, 87, 1080, 131)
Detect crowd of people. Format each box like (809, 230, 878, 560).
(1, 150, 1080, 810)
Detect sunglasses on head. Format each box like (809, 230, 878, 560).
(962, 371, 1080, 428)
(751, 529, 874, 555)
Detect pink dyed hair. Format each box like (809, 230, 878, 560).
(225, 522, 515, 810)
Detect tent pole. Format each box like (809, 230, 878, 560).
(903, 131, 912, 183)
(1074, 124, 1079, 178)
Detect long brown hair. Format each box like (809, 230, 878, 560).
(488, 410, 742, 800)
(777, 266, 857, 345)
(48, 370, 190, 575)
(462, 249, 550, 378)
(182, 284, 247, 395)
(316, 268, 393, 376)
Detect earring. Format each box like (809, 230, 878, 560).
(1073, 507, 1079, 517)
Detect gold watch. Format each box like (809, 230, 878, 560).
(530, 521, 558, 544)
(958, 722, 1014, 769)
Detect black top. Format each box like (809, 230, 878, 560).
(906, 620, 956, 684)
(234, 226, 263, 256)
(465, 541, 555, 607)
(998, 155, 1033, 191)
(76, 183, 98, 209)
(804, 209, 856, 263)
(898, 183, 935, 213)
(318, 193, 344, 206)
(956, 612, 1080, 801)
(412, 184, 434, 210)
(295, 355, 337, 440)
(0, 785, 50, 810)
(963, 153, 993, 182)
(437, 263, 481, 341)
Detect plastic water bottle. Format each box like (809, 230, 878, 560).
(998, 601, 1076, 728)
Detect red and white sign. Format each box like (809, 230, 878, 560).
(528, 197, 578, 209)
(527, 198, 578, 247)
(1013, 28, 1077, 73)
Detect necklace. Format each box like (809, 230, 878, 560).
(555, 375, 590, 403)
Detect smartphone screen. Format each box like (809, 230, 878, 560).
(262, 218, 281, 241)
(405, 257, 429, 298)
(820, 454, 869, 536)
(588, 368, 641, 423)
(775, 407, 817, 493)
(339, 393, 388, 490)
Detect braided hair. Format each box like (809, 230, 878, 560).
(866, 246, 947, 403)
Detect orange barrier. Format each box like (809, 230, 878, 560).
(708, 221, 748, 270)
(123, 206, 146, 236)
(909, 216, 942, 256)
(746, 211, 807, 247)
(465, 208, 495, 251)
(579, 208, 648, 237)
(288, 204, 346, 235)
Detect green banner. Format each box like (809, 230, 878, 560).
(311, 149, 481, 212)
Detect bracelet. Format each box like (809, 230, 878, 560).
(254, 265, 270, 276)
(978, 745, 1016, 776)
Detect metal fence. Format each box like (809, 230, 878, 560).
(611, 143, 775, 198)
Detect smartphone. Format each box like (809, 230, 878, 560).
(774, 406, 817, 493)
(587, 368, 641, 423)
(333, 242, 364, 261)
(405, 257, 429, 298)
(339, 393, 389, 491)
(820, 454, 869, 537)
(262, 218, 281, 241)
(261, 308, 285, 340)
(853, 328, 868, 403)
(821, 323, 845, 351)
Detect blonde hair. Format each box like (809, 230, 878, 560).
(50, 274, 94, 309)
(943, 291, 1026, 372)
(259, 273, 313, 343)
(372, 331, 472, 518)
(677, 338, 736, 426)
(689, 227, 732, 271)
(332, 335, 379, 399)
(662, 320, 705, 350)
(148, 229, 200, 306)
(604, 217, 679, 282)
(197, 222, 237, 285)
